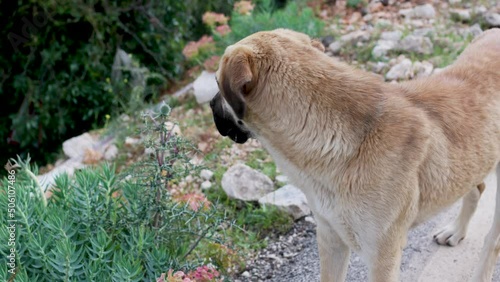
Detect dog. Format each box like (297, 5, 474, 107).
(209, 28, 500, 281)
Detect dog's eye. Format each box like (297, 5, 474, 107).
(237, 120, 243, 125)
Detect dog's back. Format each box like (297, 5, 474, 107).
(397, 28, 500, 222)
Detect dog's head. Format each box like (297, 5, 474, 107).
(210, 29, 325, 144)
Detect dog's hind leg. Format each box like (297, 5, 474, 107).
(433, 183, 485, 246)
(472, 163, 500, 282)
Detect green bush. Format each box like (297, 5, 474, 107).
(0, 0, 241, 169)
(0, 105, 228, 281)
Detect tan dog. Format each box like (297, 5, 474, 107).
(209, 28, 500, 281)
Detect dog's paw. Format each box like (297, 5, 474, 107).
(433, 225, 466, 246)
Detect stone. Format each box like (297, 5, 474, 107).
(372, 40, 397, 58)
(399, 4, 436, 19)
(368, 61, 389, 74)
(276, 175, 288, 183)
(328, 41, 342, 55)
(386, 59, 413, 80)
(467, 24, 483, 38)
(193, 71, 218, 104)
(125, 136, 141, 146)
(200, 169, 214, 180)
(349, 12, 362, 24)
(448, 0, 461, 4)
(412, 61, 434, 78)
(259, 185, 311, 220)
(412, 28, 435, 37)
(201, 180, 212, 190)
(221, 164, 274, 201)
(63, 133, 97, 159)
(450, 9, 471, 21)
(397, 35, 433, 54)
(380, 30, 403, 41)
(340, 30, 371, 44)
(484, 13, 500, 27)
(241, 271, 251, 278)
(320, 35, 335, 48)
(104, 144, 118, 161)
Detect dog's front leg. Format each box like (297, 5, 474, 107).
(316, 218, 350, 282)
(367, 227, 408, 282)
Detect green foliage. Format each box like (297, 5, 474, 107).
(217, 0, 325, 47)
(0, 106, 228, 281)
(0, 0, 239, 168)
(346, 0, 365, 9)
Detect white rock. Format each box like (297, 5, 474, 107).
(125, 136, 141, 146)
(412, 28, 435, 37)
(258, 185, 311, 220)
(241, 271, 251, 278)
(450, 9, 471, 21)
(304, 216, 316, 225)
(386, 59, 413, 80)
(340, 30, 371, 44)
(413, 4, 436, 19)
(397, 35, 433, 54)
(380, 30, 403, 41)
(448, 0, 461, 3)
(62, 133, 97, 159)
(467, 24, 483, 38)
(221, 164, 274, 201)
(369, 61, 389, 74)
(193, 71, 218, 104)
(37, 158, 86, 190)
(484, 13, 500, 27)
(472, 6, 487, 15)
(276, 175, 288, 183)
(201, 180, 212, 190)
(412, 61, 434, 78)
(104, 144, 118, 161)
(372, 40, 397, 58)
(328, 41, 342, 55)
(200, 169, 214, 180)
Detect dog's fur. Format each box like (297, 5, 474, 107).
(210, 28, 500, 281)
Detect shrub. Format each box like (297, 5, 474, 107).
(0, 105, 229, 281)
(0, 0, 242, 169)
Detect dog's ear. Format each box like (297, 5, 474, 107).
(221, 47, 254, 119)
(311, 39, 325, 52)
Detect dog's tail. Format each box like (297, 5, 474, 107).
(472, 163, 500, 281)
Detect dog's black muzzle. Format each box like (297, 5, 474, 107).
(210, 93, 250, 144)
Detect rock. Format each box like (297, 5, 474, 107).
(63, 133, 97, 159)
(467, 24, 483, 38)
(412, 61, 434, 78)
(340, 30, 371, 44)
(259, 185, 311, 220)
(328, 41, 342, 54)
(472, 6, 487, 15)
(349, 12, 362, 24)
(200, 169, 214, 180)
(397, 35, 433, 54)
(320, 35, 335, 48)
(37, 158, 86, 190)
(165, 122, 181, 136)
(380, 30, 403, 41)
(412, 28, 435, 37)
(221, 164, 274, 201)
(448, 0, 461, 4)
(450, 9, 471, 21)
(484, 13, 500, 27)
(386, 59, 413, 80)
(193, 71, 218, 104)
(304, 216, 316, 225)
(201, 180, 212, 190)
(276, 175, 288, 183)
(372, 39, 397, 58)
(125, 136, 141, 146)
(104, 144, 118, 161)
(399, 4, 436, 19)
(241, 271, 251, 278)
(368, 61, 389, 74)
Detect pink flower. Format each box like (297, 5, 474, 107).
(234, 1, 254, 15)
(203, 56, 220, 72)
(215, 24, 231, 36)
(182, 36, 215, 59)
(202, 12, 229, 27)
(174, 192, 211, 211)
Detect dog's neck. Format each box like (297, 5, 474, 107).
(248, 60, 388, 170)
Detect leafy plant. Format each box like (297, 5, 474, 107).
(0, 105, 229, 281)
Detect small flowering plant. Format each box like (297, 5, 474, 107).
(157, 265, 222, 282)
